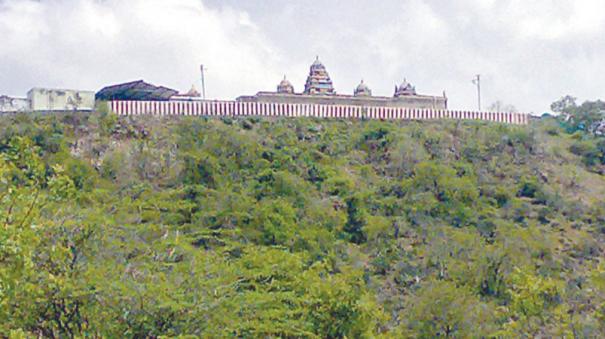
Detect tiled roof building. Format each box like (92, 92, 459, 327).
(96, 80, 178, 101)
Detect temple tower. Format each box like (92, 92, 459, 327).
(304, 57, 335, 95)
(277, 76, 294, 94)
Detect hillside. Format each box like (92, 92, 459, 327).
(1, 112, 604, 337)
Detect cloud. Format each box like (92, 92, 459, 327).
(207, 0, 604, 113)
(0, 0, 284, 99)
(1, 0, 604, 113)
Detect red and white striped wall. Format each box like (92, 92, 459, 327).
(109, 100, 529, 125)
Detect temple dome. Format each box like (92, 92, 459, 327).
(354, 80, 372, 97)
(277, 76, 294, 94)
(304, 56, 335, 95)
(184, 85, 201, 97)
(394, 78, 417, 97)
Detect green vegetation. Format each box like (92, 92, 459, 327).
(1, 109, 605, 337)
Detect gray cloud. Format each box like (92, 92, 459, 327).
(0, 0, 285, 99)
(1, 0, 604, 113)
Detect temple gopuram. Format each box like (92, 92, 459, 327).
(237, 57, 448, 110)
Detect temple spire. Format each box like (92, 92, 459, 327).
(304, 57, 335, 95)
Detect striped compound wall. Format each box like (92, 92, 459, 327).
(109, 100, 529, 125)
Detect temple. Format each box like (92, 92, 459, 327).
(304, 56, 335, 95)
(237, 57, 447, 109)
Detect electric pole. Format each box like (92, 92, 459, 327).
(472, 74, 481, 111)
(200, 64, 207, 99)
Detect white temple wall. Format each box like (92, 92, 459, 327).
(109, 100, 529, 125)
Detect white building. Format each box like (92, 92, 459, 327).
(0, 95, 29, 112)
(28, 88, 95, 112)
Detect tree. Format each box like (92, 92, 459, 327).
(552, 96, 605, 135)
(550, 95, 577, 114)
(0, 138, 97, 337)
(499, 268, 572, 337)
(2, 112, 605, 337)
(344, 194, 367, 244)
(488, 100, 518, 113)
(399, 280, 497, 337)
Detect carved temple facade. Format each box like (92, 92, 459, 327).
(237, 57, 448, 110)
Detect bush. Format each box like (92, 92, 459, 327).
(518, 177, 541, 199)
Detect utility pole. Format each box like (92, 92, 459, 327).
(200, 64, 207, 99)
(472, 74, 481, 111)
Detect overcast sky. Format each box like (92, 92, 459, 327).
(0, 0, 603, 113)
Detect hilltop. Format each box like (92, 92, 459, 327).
(1, 112, 604, 337)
